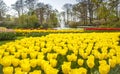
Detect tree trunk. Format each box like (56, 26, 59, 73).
(88, 0, 93, 25)
(39, 9, 43, 25)
(67, 9, 69, 25)
(0, 11, 2, 21)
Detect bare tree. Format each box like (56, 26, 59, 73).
(75, 0, 88, 25)
(63, 3, 73, 25)
(109, 0, 120, 19)
(25, 0, 38, 15)
(36, 2, 45, 24)
(0, 0, 7, 21)
(12, 0, 25, 17)
(44, 4, 52, 23)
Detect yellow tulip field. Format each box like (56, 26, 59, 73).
(0, 33, 120, 74)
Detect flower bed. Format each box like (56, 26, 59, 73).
(0, 27, 16, 40)
(0, 33, 120, 74)
(15, 29, 84, 33)
(85, 28, 120, 31)
(15, 29, 84, 37)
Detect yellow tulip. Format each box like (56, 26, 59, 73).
(29, 70, 41, 74)
(99, 64, 110, 74)
(21, 52, 27, 59)
(15, 67, 22, 72)
(116, 57, 120, 64)
(69, 67, 87, 74)
(12, 58, 20, 67)
(41, 42, 45, 48)
(3, 67, 13, 74)
(34, 46, 40, 51)
(45, 67, 58, 74)
(40, 60, 50, 70)
(86, 55, 95, 68)
(73, 49, 78, 55)
(0, 55, 2, 64)
(62, 62, 71, 74)
(59, 49, 68, 55)
(0, 49, 4, 55)
(14, 52, 20, 58)
(78, 59, 84, 66)
(30, 59, 37, 68)
(9, 47, 16, 54)
(41, 48, 49, 54)
(37, 59, 43, 66)
(20, 59, 30, 64)
(52, 53, 58, 59)
(67, 54, 77, 62)
(21, 63, 31, 72)
(99, 52, 108, 60)
(15, 71, 25, 74)
(99, 60, 110, 74)
(37, 53, 44, 60)
(30, 51, 38, 59)
(1, 56, 12, 67)
(99, 60, 107, 65)
(47, 53, 58, 61)
(82, 53, 88, 59)
(50, 59, 57, 67)
(47, 53, 53, 61)
(93, 50, 100, 59)
(79, 67, 87, 74)
(69, 69, 80, 74)
(15, 67, 25, 74)
(109, 58, 116, 68)
(3, 52, 9, 56)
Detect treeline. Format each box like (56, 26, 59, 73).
(0, 0, 59, 29)
(0, 0, 120, 28)
(61, 0, 120, 28)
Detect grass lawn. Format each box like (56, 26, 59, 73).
(0, 36, 25, 46)
(0, 40, 13, 45)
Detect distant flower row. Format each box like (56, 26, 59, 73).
(15, 28, 120, 33)
(15, 29, 84, 33)
(85, 28, 120, 31)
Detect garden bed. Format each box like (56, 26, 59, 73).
(0, 33, 120, 74)
(85, 28, 120, 31)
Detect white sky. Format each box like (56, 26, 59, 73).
(3, 0, 77, 16)
(4, 0, 16, 6)
(40, 0, 77, 11)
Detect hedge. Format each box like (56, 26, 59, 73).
(0, 32, 16, 40)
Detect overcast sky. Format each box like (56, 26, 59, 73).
(4, 0, 77, 13)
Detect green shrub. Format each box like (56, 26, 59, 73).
(25, 32, 49, 37)
(16, 14, 40, 29)
(69, 21, 80, 28)
(100, 20, 120, 28)
(16, 32, 50, 37)
(0, 21, 17, 29)
(0, 32, 16, 40)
